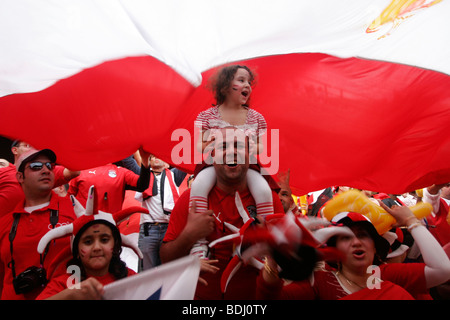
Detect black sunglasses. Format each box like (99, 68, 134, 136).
(26, 161, 55, 171)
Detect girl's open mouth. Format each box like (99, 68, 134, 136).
(352, 249, 365, 259)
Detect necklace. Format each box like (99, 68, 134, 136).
(336, 271, 366, 290)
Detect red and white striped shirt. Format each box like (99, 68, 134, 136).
(194, 105, 267, 137)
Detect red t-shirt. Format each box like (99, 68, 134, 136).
(0, 164, 23, 218)
(68, 164, 139, 213)
(256, 263, 427, 300)
(339, 281, 414, 300)
(163, 186, 284, 300)
(36, 268, 136, 300)
(0, 193, 76, 300)
(0, 164, 67, 218)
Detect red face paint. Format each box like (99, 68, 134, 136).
(77, 224, 115, 277)
(79, 248, 87, 258)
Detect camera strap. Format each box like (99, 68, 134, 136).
(8, 214, 20, 278)
(8, 206, 59, 278)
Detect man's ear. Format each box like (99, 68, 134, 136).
(11, 146, 19, 157)
(16, 171, 24, 184)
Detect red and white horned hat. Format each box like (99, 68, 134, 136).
(37, 185, 149, 259)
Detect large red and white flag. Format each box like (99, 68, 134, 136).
(0, 0, 449, 195)
(102, 255, 200, 300)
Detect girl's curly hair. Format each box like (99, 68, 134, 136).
(208, 65, 256, 106)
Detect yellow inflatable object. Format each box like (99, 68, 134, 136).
(292, 195, 298, 205)
(299, 195, 308, 215)
(415, 188, 423, 198)
(322, 190, 432, 235)
(292, 194, 308, 215)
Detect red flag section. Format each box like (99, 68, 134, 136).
(1, 53, 449, 195)
(1, 1, 450, 196)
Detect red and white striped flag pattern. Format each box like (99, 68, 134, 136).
(0, 0, 449, 195)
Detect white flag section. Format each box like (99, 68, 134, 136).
(102, 255, 200, 300)
(1, 0, 449, 97)
(1, 1, 450, 196)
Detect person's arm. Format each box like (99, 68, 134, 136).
(62, 168, 80, 181)
(138, 147, 150, 170)
(254, 112, 268, 155)
(423, 184, 447, 214)
(196, 128, 216, 154)
(126, 148, 151, 192)
(67, 176, 79, 197)
(53, 165, 79, 187)
(160, 201, 215, 263)
(44, 278, 104, 300)
(380, 202, 450, 288)
(114, 154, 141, 174)
(133, 166, 150, 192)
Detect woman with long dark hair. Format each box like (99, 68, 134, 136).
(257, 204, 450, 299)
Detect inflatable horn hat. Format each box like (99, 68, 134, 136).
(37, 185, 149, 259)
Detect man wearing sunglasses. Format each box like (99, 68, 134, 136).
(0, 148, 77, 300)
(0, 140, 79, 218)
